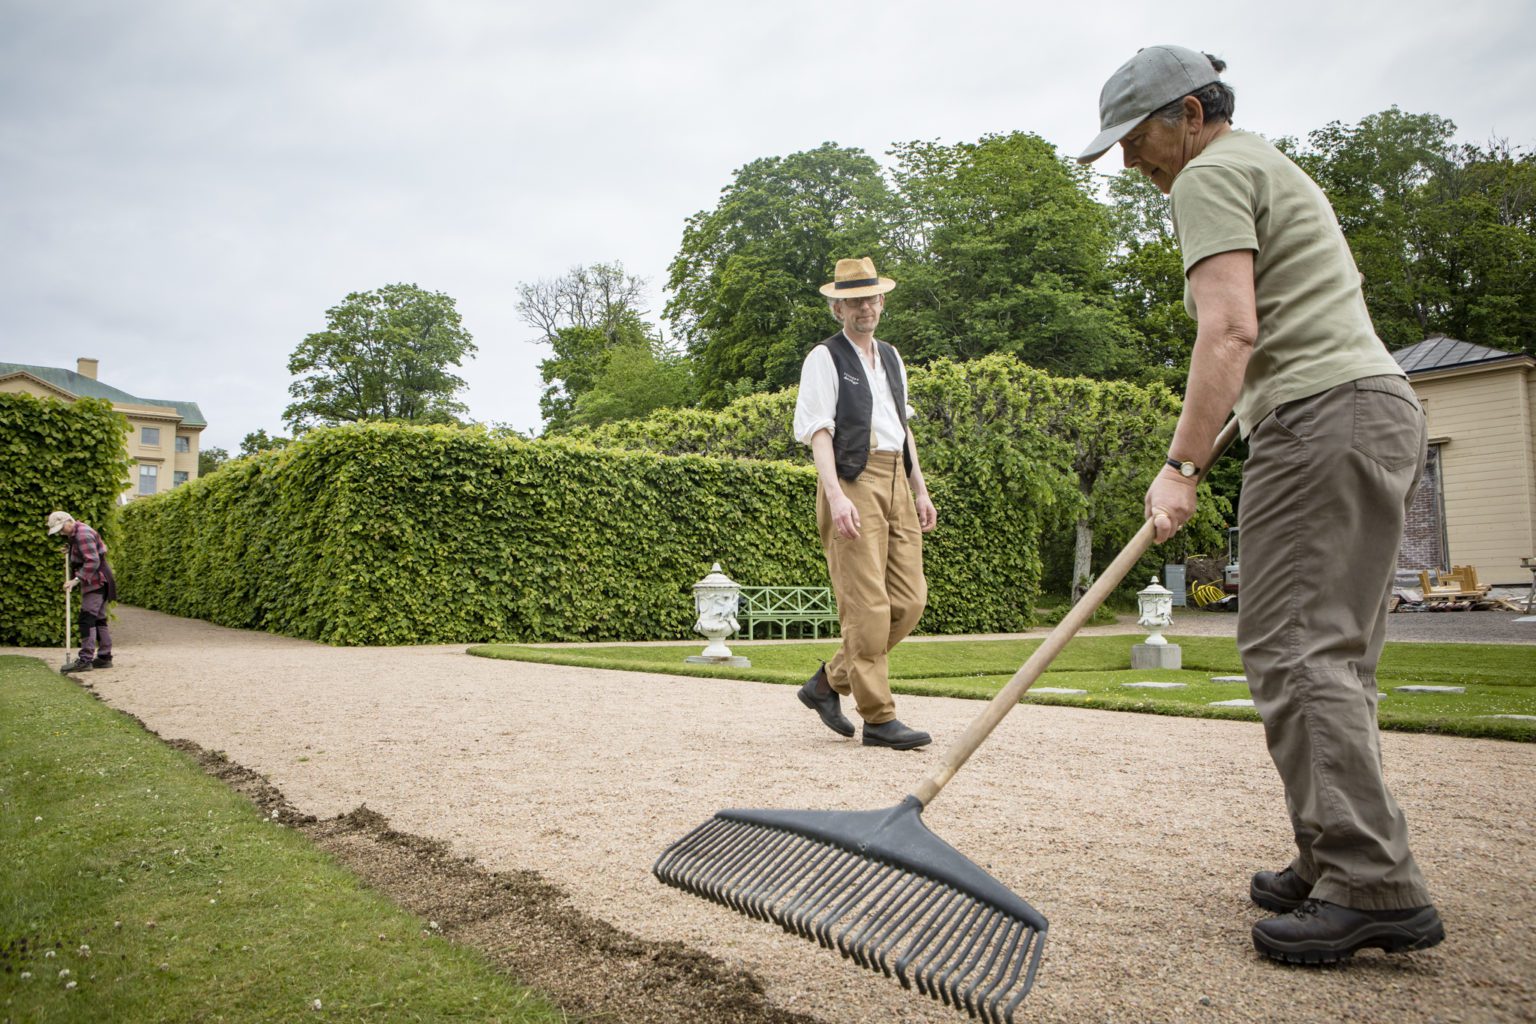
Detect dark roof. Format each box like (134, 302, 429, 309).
(1391, 336, 1527, 375)
(0, 361, 207, 428)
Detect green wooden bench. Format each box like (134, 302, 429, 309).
(738, 586, 840, 640)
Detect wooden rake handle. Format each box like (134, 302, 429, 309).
(912, 417, 1242, 807)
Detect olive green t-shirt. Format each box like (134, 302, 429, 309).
(1170, 129, 1404, 435)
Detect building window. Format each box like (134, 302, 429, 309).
(175, 435, 190, 453)
(173, 471, 189, 487)
(141, 426, 161, 446)
(138, 464, 158, 495)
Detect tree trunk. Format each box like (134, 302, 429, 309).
(1071, 515, 1093, 604)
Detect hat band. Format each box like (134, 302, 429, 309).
(834, 277, 879, 289)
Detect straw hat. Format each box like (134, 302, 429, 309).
(46, 511, 74, 535)
(819, 257, 896, 299)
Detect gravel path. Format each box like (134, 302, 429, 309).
(9, 606, 1534, 1023)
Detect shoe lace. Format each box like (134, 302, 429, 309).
(1293, 899, 1324, 919)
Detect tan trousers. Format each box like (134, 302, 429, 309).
(1238, 375, 1432, 910)
(818, 451, 927, 725)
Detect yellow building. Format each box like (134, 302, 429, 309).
(1394, 337, 1536, 587)
(0, 357, 207, 501)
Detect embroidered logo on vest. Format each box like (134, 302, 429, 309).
(841, 371, 861, 386)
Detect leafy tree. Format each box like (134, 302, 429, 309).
(284, 283, 476, 432)
(1284, 109, 1536, 356)
(517, 262, 674, 431)
(1104, 170, 1196, 390)
(883, 133, 1140, 378)
(239, 429, 291, 457)
(198, 446, 229, 476)
(666, 143, 896, 405)
(570, 338, 695, 428)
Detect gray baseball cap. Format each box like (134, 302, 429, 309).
(1076, 45, 1222, 164)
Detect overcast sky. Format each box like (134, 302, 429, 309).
(3, 0, 1533, 452)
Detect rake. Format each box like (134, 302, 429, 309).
(654, 421, 1239, 1022)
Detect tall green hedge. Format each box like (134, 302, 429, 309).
(0, 393, 131, 645)
(117, 422, 1042, 645)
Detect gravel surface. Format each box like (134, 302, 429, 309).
(9, 605, 1534, 1023)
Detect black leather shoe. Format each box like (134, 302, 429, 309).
(60, 658, 92, 673)
(1251, 866, 1312, 913)
(1253, 899, 1445, 965)
(798, 664, 854, 737)
(861, 718, 932, 750)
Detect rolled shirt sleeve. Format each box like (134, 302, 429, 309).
(793, 346, 838, 445)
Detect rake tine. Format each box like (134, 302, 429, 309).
(896, 890, 972, 991)
(728, 830, 803, 919)
(935, 906, 998, 1008)
(861, 875, 935, 975)
(880, 886, 958, 985)
(783, 846, 858, 938)
(940, 907, 1001, 1009)
(914, 900, 987, 1001)
(809, 859, 882, 948)
(835, 865, 909, 959)
(843, 869, 922, 967)
(966, 918, 1026, 1024)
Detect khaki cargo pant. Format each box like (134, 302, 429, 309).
(818, 451, 927, 725)
(1238, 375, 1433, 910)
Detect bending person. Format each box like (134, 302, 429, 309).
(1077, 46, 1443, 963)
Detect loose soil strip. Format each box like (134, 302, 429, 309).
(167, 738, 822, 1024)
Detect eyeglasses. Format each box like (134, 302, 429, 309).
(838, 295, 883, 308)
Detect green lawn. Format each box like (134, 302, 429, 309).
(0, 655, 563, 1024)
(468, 635, 1536, 742)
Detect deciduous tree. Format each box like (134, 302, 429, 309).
(284, 284, 476, 431)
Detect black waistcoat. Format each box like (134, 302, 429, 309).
(821, 331, 912, 482)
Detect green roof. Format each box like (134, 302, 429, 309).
(0, 361, 206, 428)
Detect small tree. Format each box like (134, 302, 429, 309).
(284, 283, 476, 432)
(198, 446, 229, 476)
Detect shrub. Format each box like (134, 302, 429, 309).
(118, 423, 1043, 644)
(0, 393, 130, 645)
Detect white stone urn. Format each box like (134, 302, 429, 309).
(687, 562, 749, 666)
(1137, 576, 1175, 647)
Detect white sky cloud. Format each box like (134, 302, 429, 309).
(3, 0, 1533, 450)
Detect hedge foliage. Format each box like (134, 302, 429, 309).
(0, 393, 131, 645)
(569, 354, 1225, 593)
(117, 422, 1043, 645)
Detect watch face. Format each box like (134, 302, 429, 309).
(1179, 462, 1197, 477)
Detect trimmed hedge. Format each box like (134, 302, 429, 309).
(0, 393, 131, 645)
(117, 422, 1043, 645)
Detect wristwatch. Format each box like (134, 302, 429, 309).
(1166, 457, 1199, 478)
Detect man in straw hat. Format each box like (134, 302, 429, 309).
(1077, 47, 1442, 963)
(791, 257, 937, 751)
(47, 510, 117, 673)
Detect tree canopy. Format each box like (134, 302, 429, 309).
(1286, 108, 1536, 355)
(284, 284, 476, 432)
(665, 143, 894, 406)
(517, 261, 688, 431)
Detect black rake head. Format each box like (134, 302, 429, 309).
(653, 796, 1046, 1024)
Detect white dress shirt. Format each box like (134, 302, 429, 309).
(793, 334, 913, 450)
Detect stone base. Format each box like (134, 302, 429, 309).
(1131, 643, 1182, 670)
(685, 654, 752, 667)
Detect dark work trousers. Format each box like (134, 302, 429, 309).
(78, 587, 113, 663)
(817, 451, 927, 725)
(1237, 374, 1433, 910)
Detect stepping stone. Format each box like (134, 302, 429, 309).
(1123, 681, 1187, 690)
(1392, 685, 1466, 694)
(1030, 687, 1087, 695)
(1480, 714, 1536, 722)
(1209, 699, 1255, 708)
(1210, 675, 1247, 683)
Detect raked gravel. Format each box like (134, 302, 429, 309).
(8, 605, 1533, 1023)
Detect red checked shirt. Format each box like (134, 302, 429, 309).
(69, 522, 112, 591)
